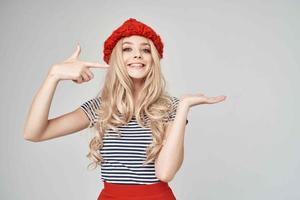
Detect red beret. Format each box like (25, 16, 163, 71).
(103, 18, 164, 63)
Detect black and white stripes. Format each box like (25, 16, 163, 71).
(80, 97, 101, 128)
(80, 96, 188, 184)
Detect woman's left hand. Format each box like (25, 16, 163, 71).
(180, 92, 227, 108)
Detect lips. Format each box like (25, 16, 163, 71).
(127, 62, 145, 67)
(127, 63, 145, 71)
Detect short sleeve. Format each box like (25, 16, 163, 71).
(169, 96, 189, 125)
(80, 97, 101, 128)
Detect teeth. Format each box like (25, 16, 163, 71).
(129, 64, 144, 68)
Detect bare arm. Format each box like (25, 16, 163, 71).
(23, 44, 110, 142)
(23, 72, 62, 141)
(155, 93, 227, 182)
(155, 101, 189, 182)
(23, 71, 91, 142)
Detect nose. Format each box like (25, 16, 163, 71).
(133, 51, 142, 59)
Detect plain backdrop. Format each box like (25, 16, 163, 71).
(0, 0, 299, 199)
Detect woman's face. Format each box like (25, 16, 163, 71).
(122, 35, 153, 81)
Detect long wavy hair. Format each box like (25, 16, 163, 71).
(86, 37, 174, 170)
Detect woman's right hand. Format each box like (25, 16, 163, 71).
(48, 43, 110, 83)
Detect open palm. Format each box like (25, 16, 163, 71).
(181, 92, 227, 108)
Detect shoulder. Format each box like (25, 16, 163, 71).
(167, 96, 180, 116)
(169, 96, 180, 109)
(168, 95, 188, 124)
(81, 96, 102, 109)
(170, 96, 180, 103)
(79, 96, 102, 128)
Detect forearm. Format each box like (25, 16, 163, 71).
(23, 68, 60, 140)
(155, 101, 190, 182)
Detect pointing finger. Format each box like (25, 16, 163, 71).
(82, 61, 110, 68)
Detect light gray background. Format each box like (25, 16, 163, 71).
(1, 0, 299, 199)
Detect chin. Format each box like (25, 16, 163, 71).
(129, 75, 147, 81)
(127, 67, 149, 80)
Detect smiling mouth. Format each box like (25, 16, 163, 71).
(127, 63, 145, 69)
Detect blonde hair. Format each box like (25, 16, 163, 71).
(86, 37, 174, 170)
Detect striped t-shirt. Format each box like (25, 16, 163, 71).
(80, 96, 188, 184)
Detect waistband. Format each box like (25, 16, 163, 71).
(102, 181, 171, 196)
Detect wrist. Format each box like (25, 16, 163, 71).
(47, 65, 61, 82)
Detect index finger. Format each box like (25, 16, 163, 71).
(82, 61, 110, 68)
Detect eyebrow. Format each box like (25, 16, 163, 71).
(122, 42, 150, 46)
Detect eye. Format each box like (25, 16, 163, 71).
(143, 49, 151, 53)
(122, 47, 131, 52)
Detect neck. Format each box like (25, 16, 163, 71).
(132, 78, 145, 105)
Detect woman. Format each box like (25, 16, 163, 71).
(23, 18, 226, 200)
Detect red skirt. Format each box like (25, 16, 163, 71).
(97, 181, 176, 200)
